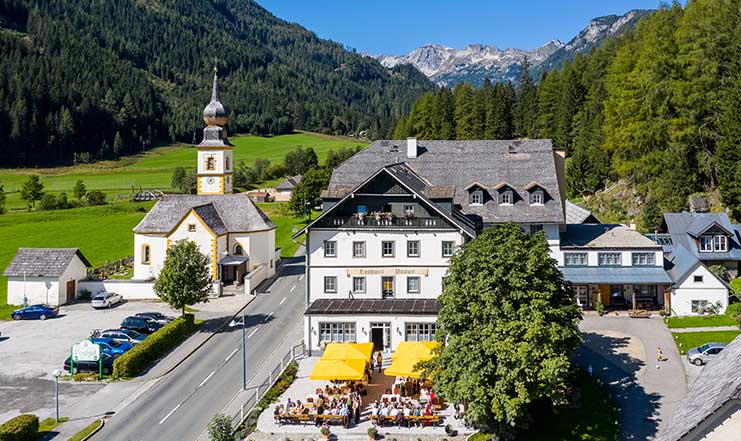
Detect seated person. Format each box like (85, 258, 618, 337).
(273, 405, 282, 422)
(286, 398, 296, 409)
(379, 405, 390, 417)
(370, 402, 379, 417)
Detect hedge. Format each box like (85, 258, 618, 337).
(0, 414, 39, 441)
(113, 314, 198, 379)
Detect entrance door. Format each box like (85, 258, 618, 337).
(573, 286, 589, 308)
(66, 280, 76, 304)
(370, 322, 391, 352)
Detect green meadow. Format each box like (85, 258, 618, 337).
(0, 132, 366, 210)
(0, 132, 358, 311)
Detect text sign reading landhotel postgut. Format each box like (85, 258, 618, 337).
(346, 268, 429, 276)
(72, 340, 101, 362)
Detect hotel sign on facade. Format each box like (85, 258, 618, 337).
(346, 268, 429, 276)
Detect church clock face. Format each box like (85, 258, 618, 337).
(207, 177, 215, 184)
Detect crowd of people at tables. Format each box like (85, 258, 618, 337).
(274, 383, 366, 428)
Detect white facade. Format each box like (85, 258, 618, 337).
(671, 264, 729, 316)
(553, 248, 664, 269)
(197, 149, 233, 195)
(7, 256, 88, 306)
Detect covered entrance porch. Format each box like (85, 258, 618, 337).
(218, 255, 249, 285)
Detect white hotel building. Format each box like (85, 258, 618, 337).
(295, 138, 568, 354)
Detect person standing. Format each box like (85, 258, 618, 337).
(376, 351, 383, 372)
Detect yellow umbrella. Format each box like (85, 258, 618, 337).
(322, 342, 374, 361)
(391, 341, 439, 361)
(384, 357, 427, 379)
(309, 359, 366, 381)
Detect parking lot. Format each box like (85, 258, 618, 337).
(0, 300, 178, 379)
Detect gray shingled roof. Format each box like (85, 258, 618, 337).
(275, 175, 302, 191)
(565, 200, 600, 224)
(3, 248, 91, 277)
(327, 139, 565, 224)
(133, 193, 275, 234)
(658, 335, 741, 441)
(305, 299, 440, 315)
(561, 224, 661, 249)
(661, 212, 741, 261)
(664, 244, 730, 289)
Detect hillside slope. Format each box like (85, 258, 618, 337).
(0, 0, 431, 166)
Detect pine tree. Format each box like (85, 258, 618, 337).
(113, 132, 124, 157)
(554, 58, 585, 154)
(513, 60, 538, 138)
(453, 83, 478, 139)
(432, 87, 455, 139)
(536, 70, 560, 140)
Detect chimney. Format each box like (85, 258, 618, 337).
(406, 137, 418, 159)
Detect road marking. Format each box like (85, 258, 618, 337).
(159, 404, 181, 424)
(290, 285, 296, 292)
(299, 274, 304, 281)
(198, 370, 216, 388)
(225, 347, 239, 362)
(279, 296, 286, 305)
(264, 312, 273, 323)
(248, 327, 259, 339)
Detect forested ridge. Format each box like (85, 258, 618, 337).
(394, 0, 741, 219)
(0, 0, 431, 166)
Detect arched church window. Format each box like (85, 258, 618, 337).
(142, 245, 151, 264)
(225, 156, 230, 171)
(233, 244, 243, 255)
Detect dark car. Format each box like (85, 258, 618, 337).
(11, 304, 59, 320)
(134, 312, 173, 324)
(64, 352, 117, 375)
(100, 328, 147, 345)
(90, 337, 133, 355)
(121, 316, 163, 334)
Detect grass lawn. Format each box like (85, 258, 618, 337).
(0, 202, 153, 310)
(256, 202, 317, 258)
(471, 369, 619, 441)
(0, 132, 366, 211)
(38, 416, 69, 438)
(67, 419, 102, 441)
(672, 330, 741, 354)
(665, 314, 739, 328)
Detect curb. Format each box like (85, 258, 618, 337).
(81, 418, 104, 441)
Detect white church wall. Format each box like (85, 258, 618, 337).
(133, 234, 168, 279)
(78, 279, 158, 299)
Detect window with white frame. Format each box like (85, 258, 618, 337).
(187, 224, 196, 232)
(323, 240, 336, 257)
(382, 276, 394, 298)
(442, 241, 455, 257)
(564, 252, 588, 266)
(407, 276, 421, 294)
(598, 252, 622, 266)
(713, 235, 728, 252)
(530, 190, 543, 205)
(352, 241, 365, 258)
(405, 323, 436, 342)
(470, 190, 483, 206)
(352, 277, 366, 294)
(632, 252, 655, 266)
(403, 205, 414, 216)
(318, 322, 356, 344)
(700, 236, 713, 252)
(323, 276, 337, 293)
(694, 275, 704, 283)
(382, 241, 395, 257)
(691, 300, 709, 313)
(500, 190, 513, 205)
(407, 240, 420, 257)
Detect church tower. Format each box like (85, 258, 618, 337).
(196, 69, 233, 195)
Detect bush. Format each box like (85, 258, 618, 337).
(0, 414, 39, 441)
(320, 427, 330, 436)
(367, 427, 378, 438)
(726, 302, 741, 320)
(113, 314, 198, 379)
(207, 414, 234, 441)
(595, 297, 605, 316)
(38, 194, 59, 211)
(731, 278, 741, 295)
(86, 190, 107, 206)
(77, 289, 92, 301)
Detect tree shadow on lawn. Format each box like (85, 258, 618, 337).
(574, 332, 661, 441)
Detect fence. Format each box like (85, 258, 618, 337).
(230, 342, 306, 432)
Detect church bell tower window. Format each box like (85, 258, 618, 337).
(206, 156, 215, 171)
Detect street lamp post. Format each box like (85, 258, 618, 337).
(229, 314, 247, 390)
(52, 369, 62, 422)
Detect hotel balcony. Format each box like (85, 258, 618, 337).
(320, 216, 451, 229)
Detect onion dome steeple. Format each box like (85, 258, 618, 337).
(202, 67, 229, 127)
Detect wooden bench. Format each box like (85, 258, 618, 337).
(276, 413, 311, 425)
(314, 414, 345, 425)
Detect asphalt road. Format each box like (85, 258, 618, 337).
(92, 255, 306, 441)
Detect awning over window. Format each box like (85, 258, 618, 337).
(560, 266, 672, 285)
(218, 255, 249, 266)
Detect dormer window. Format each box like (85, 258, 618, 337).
(700, 234, 728, 252)
(500, 190, 513, 205)
(530, 190, 543, 205)
(470, 190, 483, 206)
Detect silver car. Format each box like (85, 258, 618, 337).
(91, 292, 123, 309)
(687, 342, 726, 366)
(100, 328, 146, 345)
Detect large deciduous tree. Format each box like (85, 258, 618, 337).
(421, 224, 581, 439)
(154, 240, 212, 316)
(289, 167, 331, 217)
(20, 175, 44, 209)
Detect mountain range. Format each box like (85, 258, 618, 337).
(374, 9, 651, 86)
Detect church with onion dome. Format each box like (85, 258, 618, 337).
(130, 71, 277, 293)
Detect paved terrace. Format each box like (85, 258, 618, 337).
(255, 356, 473, 439)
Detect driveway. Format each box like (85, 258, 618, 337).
(0, 300, 178, 423)
(575, 314, 688, 441)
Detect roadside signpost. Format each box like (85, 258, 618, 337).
(70, 340, 102, 379)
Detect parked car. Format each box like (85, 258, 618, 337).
(134, 312, 174, 324)
(91, 292, 123, 309)
(121, 316, 163, 334)
(90, 337, 133, 355)
(11, 304, 59, 320)
(64, 352, 117, 375)
(687, 342, 726, 366)
(100, 328, 147, 345)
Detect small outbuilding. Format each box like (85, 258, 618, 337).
(274, 175, 302, 201)
(3, 248, 91, 306)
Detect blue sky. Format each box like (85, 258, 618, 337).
(258, 0, 663, 54)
